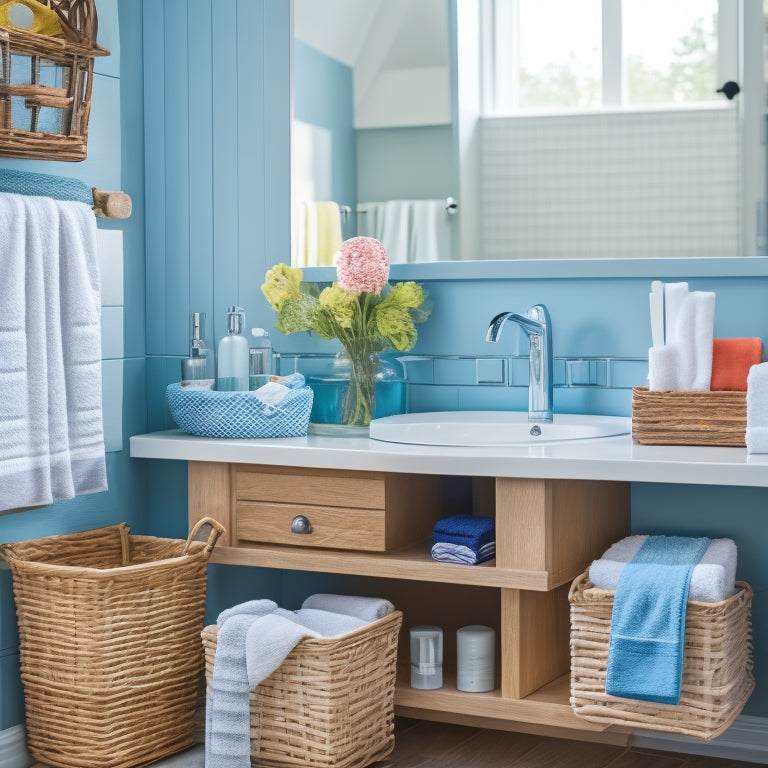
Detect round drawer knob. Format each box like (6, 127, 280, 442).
(290, 515, 312, 534)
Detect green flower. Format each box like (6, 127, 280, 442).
(385, 281, 424, 308)
(318, 284, 357, 329)
(261, 263, 304, 312)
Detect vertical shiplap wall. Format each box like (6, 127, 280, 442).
(143, 0, 291, 435)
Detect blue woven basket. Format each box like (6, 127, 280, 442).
(166, 383, 313, 439)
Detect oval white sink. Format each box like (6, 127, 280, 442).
(369, 411, 631, 446)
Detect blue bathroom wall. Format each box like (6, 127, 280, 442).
(0, 0, 149, 732)
(294, 40, 356, 219)
(140, 0, 768, 723)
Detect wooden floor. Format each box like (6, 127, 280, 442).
(34, 718, 761, 767)
(377, 718, 759, 768)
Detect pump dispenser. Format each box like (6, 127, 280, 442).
(216, 306, 249, 391)
(181, 312, 212, 383)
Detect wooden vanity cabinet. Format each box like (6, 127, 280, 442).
(188, 461, 630, 743)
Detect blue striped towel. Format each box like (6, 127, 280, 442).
(606, 534, 711, 704)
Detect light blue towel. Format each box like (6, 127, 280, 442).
(605, 534, 710, 705)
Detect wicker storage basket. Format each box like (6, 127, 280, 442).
(0, 517, 225, 768)
(632, 387, 747, 447)
(569, 571, 754, 739)
(202, 610, 402, 768)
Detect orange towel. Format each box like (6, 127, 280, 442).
(710, 338, 762, 391)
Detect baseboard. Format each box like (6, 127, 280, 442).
(631, 715, 768, 764)
(0, 725, 31, 768)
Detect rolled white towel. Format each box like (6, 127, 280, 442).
(274, 607, 366, 636)
(648, 345, 679, 391)
(588, 535, 737, 602)
(301, 593, 394, 622)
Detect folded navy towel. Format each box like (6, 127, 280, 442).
(432, 515, 495, 551)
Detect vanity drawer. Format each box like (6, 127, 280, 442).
(235, 466, 385, 509)
(237, 501, 385, 551)
(233, 465, 442, 552)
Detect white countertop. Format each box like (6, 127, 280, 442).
(129, 430, 768, 488)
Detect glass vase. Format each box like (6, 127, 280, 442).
(303, 349, 406, 434)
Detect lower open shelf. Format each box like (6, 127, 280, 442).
(394, 667, 610, 734)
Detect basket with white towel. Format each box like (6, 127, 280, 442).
(202, 594, 401, 768)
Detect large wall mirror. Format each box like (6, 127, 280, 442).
(292, 0, 768, 267)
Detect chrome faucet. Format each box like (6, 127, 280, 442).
(486, 304, 553, 422)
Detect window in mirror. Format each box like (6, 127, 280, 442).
(486, 0, 726, 115)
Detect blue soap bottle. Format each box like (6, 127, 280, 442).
(217, 306, 249, 391)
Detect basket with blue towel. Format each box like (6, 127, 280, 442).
(166, 381, 313, 439)
(569, 534, 754, 740)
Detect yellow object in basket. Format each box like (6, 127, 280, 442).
(0, 0, 63, 36)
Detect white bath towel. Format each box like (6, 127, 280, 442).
(301, 593, 395, 622)
(588, 535, 737, 602)
(409, 199, 451, 262)
(0, 193, 106, 513)
(746, 362, 768, 453)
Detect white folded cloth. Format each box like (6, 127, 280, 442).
(647, 283, 715, 392)
(746, 362, 768, 454)
(301, 593, 395, 622)
(588, 534, 737, 602)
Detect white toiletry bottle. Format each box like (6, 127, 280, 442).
(249, 328, 272, 390)
(217, 306, 249, 391)
(181, 312, 212, 384)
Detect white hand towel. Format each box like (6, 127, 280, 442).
(673, 291, 715, 391)
(0, 193, 106, 513)
(588, 535, 737, 602)
(663, 282, 689, 342)
(301, 593, 395, 622)
(409, 200, 450, 263)
(746, 362, 768, 453)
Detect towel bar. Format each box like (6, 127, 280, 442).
(0, 168, 132, 219)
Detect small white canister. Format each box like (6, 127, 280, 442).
(456, 625, 495, 692)
(409, 625, 443, 690)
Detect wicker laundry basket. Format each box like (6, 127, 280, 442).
(569, 571, 754, 739)
(0, 517, 224, 768)
(202, 610, 402, 768)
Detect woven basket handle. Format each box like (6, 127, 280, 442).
(184, 517, 226, 555)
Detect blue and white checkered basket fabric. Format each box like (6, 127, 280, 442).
(166, 383, 313, 439)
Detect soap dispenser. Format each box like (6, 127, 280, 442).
(249, 327, 272, 390)
(217, 306, 249, 391)
(181, 312, 212, 385)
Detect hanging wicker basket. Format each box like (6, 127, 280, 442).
(0, 517, 225, 768)
(0, 0, 110, 161)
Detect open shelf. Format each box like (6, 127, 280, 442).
(393, 668, 610, 733)
(212, 543, 562, 590)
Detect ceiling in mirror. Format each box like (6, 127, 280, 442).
(292, 0, 767, 265)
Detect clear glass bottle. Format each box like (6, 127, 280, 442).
(216, 306, 249, 391)
(181, 312, 212, 385)
(249, 327, 272, 389)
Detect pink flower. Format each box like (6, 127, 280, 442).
(335, 237, 390, 295)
